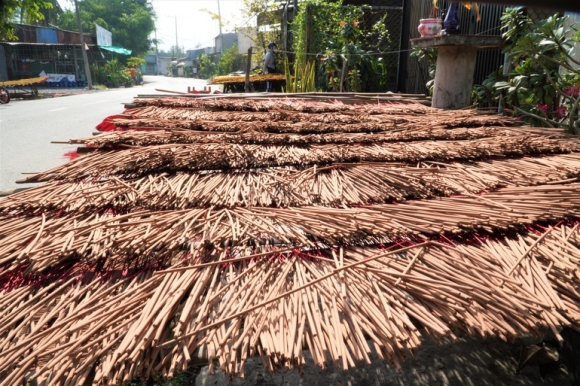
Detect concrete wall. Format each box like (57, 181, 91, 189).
(158, 57, 172, 75)
(215, 33, 238, 54)
(237, 27, 258, 54)
(565, 12, 580, 71)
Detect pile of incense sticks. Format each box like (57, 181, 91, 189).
(4, 155, 580, 213)
(72, 126, 561, 147)
(19, 137, 580, 183)
(209, 73, 286, 84)
(2, 95, 580, 385)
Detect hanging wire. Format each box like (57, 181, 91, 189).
(271, 24, 502, 58)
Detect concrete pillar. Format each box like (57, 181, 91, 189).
(410, 35, 503, 110)
(432, 45, 478, 109)
(564, 12, 580, 71)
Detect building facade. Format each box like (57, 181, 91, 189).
(0, 24, 112, 81)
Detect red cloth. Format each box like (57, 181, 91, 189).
(96, 115, 127, 132)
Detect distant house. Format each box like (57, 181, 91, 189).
(215, 33, 238, 54)
(186, 47, 214, 60)
(158, 56, 173, 76)
(143, 52, 159, 75)
(237, 27, 258, 54)
(212, 28, 258, 55)
(0, 24, 112, 81)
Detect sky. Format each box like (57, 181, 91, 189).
(58, 0, 249, 53)
(149, 0, 248, 52)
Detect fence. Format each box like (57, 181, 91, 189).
(271, 0, 559, 95)
(367, 1, 405, 91)
(402, 3, 559, 95)
(403, 1, 508, 95)
(279, 0, 405, 92)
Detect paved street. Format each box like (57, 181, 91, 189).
(0, 76, 211, 191)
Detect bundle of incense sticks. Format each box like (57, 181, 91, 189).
(1, 96, 580, 384)
(18, 136, 580, 183)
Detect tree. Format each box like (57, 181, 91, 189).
(126, 57, 145, 69)
(216, 44, 245, 75)
(158, 46, 185, 59)
(57, 0, 155, 57)
(197, 53, 216, 79)
(0, 0, 54, 40)
(240, 0, 280, 50)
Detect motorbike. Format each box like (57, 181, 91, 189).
(0, 87, 9, 104)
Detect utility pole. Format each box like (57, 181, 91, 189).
(74, 0, 93, 90)
(245, 47, 253, 93)
(217, 0, 223, 54)
(155, 29, 159, 75)
(175, 16, 179, 59)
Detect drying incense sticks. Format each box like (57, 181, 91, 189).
(18, 135, 580, 183)
(2, 226, 580, 384)
(3, 183, 580, 273)
(4, 153, 580, 213)
(2, 96, 580, 384)
(75, 126, 527, 146)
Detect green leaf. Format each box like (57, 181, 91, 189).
(513, 75, 527, 88)
(494, 81, 510, 90)
(539, 39, 556, 46)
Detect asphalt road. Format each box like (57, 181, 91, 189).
(0, 75, 211, 191)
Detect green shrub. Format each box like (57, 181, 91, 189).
(476, 7, 580, 132)
(216, 44, 245, 76)
(291, 0, 390, 92)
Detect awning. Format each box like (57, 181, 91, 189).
(2, 42, 97, 48)
(99, 45, 132, 55)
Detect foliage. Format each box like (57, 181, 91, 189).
(57, 0, 155, 58)
(475, 7, 580, 132)
(158, 46, 186, 59)
(410, 47, 437, 94)
(0, 0, 53, 40)
(127, 57, 146, 69)
(197, 53, 216, 79)
(239, 0, 281, 56)
(291, 0, 390, 92)
(91, 58, 132, 87)
(90, 64, 107, 85)
(36, 0, 62, 26)
(283, 57, 316, 92)
(215, 44, 245, 75)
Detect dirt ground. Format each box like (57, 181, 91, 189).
(192, 332, 570, 386)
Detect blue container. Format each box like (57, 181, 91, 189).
(444, 3, 460, 33)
